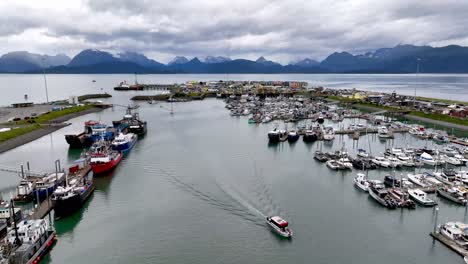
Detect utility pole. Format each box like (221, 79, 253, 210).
(414, 58, 420, 109)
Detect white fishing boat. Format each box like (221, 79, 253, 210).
(408, 189, 437, 206)
(353, 173, 369, 192)
(437, 187, 467, 205)
(377, 126, 393, 139)
(323, 126, 335, 141)
(434, 170, 458, 185)
(266, 216, 292, 238)
(445, 156, 462, 166)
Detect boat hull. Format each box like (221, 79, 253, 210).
(91, 152, 123, 175)
(53, 184, 95, 217)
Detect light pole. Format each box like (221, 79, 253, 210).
(414, 58, 421, 108)
(42, 58, 49, 104)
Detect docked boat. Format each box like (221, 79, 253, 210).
(89, 123, 115, 143)
(326, 160, 345, 170)
(12, 180, 34, 203)
(33, 172, 66, 202)
(112, 107, 147, 136)
(437, 187, 467, 205)
(302, 130, 318, 143)
(268, 128, 281, 143)
(322, 126, 335, 141)
(90, 150, 123, 175)
(434, 169, 458, 185)
(353, 173, 369, 192)
(408, 189, 437, 206)
(351, 158, 376, 170)
(368, 181, 397, 209)
(5, 218, 56, 264)
(0, 201, 22, 225)
(357, 149, 369, 158)
(52, 167, 95, 217)
(388, 188, 416, 209)
(377, 126, 393, 139)
(419, 152, 436, 166)
(386, 157, 402, 168)
(266, 216, 292, 238)
(440, 146, 458, 157)
(111, 133, 138, 153)
(287, 130, 300, 143)
(439, 222, 468, 249)
(371, 156, 391, 168)
(396, 154, 415, 167)
(314, 151, 329, 162)
(336, 158, 353, 170)
(64, 120, 99, 148)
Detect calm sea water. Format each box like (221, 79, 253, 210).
(0, 73, 467, 106)
(0, 93, 466, 263)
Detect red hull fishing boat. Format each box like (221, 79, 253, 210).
(89, 151, 123, 175)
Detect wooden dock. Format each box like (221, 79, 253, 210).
(450, 138, 468, 147)
(335, 128, 409, 135)
(430, 231, 468, 257)
(29, 197, 53, 219)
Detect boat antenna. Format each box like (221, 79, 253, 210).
(10, 200, 21, 246)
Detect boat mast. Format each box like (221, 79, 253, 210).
(10, 200, 21, 246)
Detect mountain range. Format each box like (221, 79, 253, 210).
(2, 44, 468, 73)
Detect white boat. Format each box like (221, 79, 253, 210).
(396, 154, 415, 167)
(377, 126, 393, 139)
(357, 149, 369, 158)
(323, 126, 335, 141)
(419, 152, 436, 166)
(353, 173, 369, 192)
(337, 158, 353, 169)
(434, 170, 457, 185)
(326, 160, 344, 170)
(440, 147, 459, 157)
(408, 189, 437, 206)
(372, 156, 390, 168)
(439, 222, 468, 248)
(456, 171, 468, 185)
(445, 156, 462, 166)
(387, 157, 402, 168)
(407, 173, 431, 188)
(437, 187, 467, 205)
(266, 216, 292, 238)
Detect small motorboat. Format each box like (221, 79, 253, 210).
(353, 173, 369, 192)
(326, 160, 345, 170)
(266, 216, 293, 238)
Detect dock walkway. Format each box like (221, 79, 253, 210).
(430, 231, 468, 257)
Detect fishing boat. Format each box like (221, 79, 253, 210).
(267, 128, 281, 143)
(90, 150, 123, 175)
(353, 173, 369, 192)
(112, 106, 147, 136)
(408, 189, 437, 206)
(111, 133, 138, 153)
(0, 201, 22, 225)
(89, 123, 115, 143)
(368, 181, 397, 209)
(266, 216, 293, 238)
(33, 172, 66, 202)
(12, 180, 34, 203)
(351, 158, 376, 170)
(64, 120, 99, 148)
(52, 173, 95, 217)
(5, 217, 56, 264)
(287, 130, 300, 143)
(437, 187, 467, 205)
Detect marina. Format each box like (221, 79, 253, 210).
(0, 74, 466, 264)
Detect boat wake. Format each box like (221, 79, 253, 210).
(134, 163, 265, 227)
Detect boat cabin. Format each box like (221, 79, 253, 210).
(270, 216, 289, 229)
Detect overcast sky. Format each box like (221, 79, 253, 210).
(1, 0, 468, 64)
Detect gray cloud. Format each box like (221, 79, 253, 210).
(1, 0, 468, 63)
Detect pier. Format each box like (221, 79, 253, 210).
(430, 231, 468, 257)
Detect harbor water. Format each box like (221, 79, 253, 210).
(0, 74, 467, 263)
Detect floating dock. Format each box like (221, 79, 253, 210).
(430, 231, 468, 257)
(28, 165, 92, 219)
